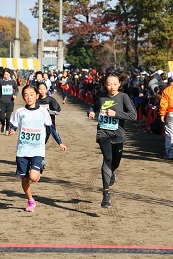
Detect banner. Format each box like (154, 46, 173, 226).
(0, 58, 39, 70)
(167, 61, 173, 72)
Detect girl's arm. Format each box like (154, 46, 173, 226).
(49, 98, 61, 115)
(9, 123, 18, 136)
(115, 94, 137, 121)
(87, 95, 100, 118)
(46, 125, 67, 151)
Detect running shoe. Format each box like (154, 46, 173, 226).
(42, 159, 46, 170)
(110, 172, 116, 186)
(42, 160, 46, 167)
(25, 199, 36, 212)
(101, 190, 111, 208)
(5, 130, 9, 136)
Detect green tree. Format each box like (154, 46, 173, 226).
(0, 16, 34, 58)
(31, 0, 173, 70)
(106, 0, 173, 68)
(66, 37, 96, 69)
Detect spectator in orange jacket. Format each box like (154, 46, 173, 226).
(159, 79, 173, 158)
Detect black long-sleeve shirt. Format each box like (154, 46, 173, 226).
(89, 92, 137, 143)
(0, 79, 18, 103)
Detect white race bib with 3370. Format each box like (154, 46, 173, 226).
(19, 127, 42, 145)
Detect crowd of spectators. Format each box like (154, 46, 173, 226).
(1, 65, 173, 136)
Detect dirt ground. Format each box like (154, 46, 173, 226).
(0, 87, 173, 259)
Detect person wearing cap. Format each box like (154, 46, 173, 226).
(129, 68, 140, 107)
(148, 66, 162, 93)
(159, 77, 173, 158)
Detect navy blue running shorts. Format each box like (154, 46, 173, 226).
(16, 156, 43, 178)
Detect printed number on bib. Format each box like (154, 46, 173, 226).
(2, 85, 13, 95)
(98, 110, 119, 130)
(19, 128, 42, 145)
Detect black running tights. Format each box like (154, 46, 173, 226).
(0, 102, 14, 131)
(98, 138, 123, 190)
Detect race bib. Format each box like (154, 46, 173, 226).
(39, 104, 49, 110)
(2, 84, 13, 95)
(19, 127, 42, 145)
(98, 110, 119, 130)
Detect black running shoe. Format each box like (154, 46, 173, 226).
(109, 172, 116, 186)
(101, 190, 111, 208)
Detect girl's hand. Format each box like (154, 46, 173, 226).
(13, 95, 17, 99)
(106, 109, 116, 117)
(60, 143, 67, 152)
(88, 111, 95, 119)
(9, 129, 15, 136)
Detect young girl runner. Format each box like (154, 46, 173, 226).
(88, 72, 137, 208)
(37, 82, 66, 166)
(37, 82, 61, 143)
(0, 68, 19, 135)
(59, 71, 69, 104)
(9, 85, 66, 212)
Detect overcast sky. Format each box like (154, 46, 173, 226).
(0, 0, 58, 43)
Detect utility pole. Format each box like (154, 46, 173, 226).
(57, 0, 64, 72)
(13, 0, 20, 58)
(37, 0, 43, 70)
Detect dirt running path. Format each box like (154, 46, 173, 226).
(0, 88, 173, 259)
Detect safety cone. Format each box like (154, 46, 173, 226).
(85, 90, 91, 104)
(137, 105, 144, 125)
(78, 89, 84, 99)
(73, 86, 77, 96)
(145, 105, 154, 130)
(90, 91, 95, 104)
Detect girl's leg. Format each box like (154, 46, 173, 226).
(0, 102, 6, 131)
(30, 169, 41, 182)
(22, 177, 36, 212)
(98, 138, 112, 190)
(5, 110, 12, 131)
(29, 157, 43, 182)
(98, 139, 123, 208)
(98, 138, 112, 207)
(22, 177, 33, 201)
(111, 143, 123, 172)
(62, 89, 65, 100)
(109, 143, 123, 186)
(6, 102, 14, 132)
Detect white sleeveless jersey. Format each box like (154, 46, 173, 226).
(10, 106, 52, 157)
